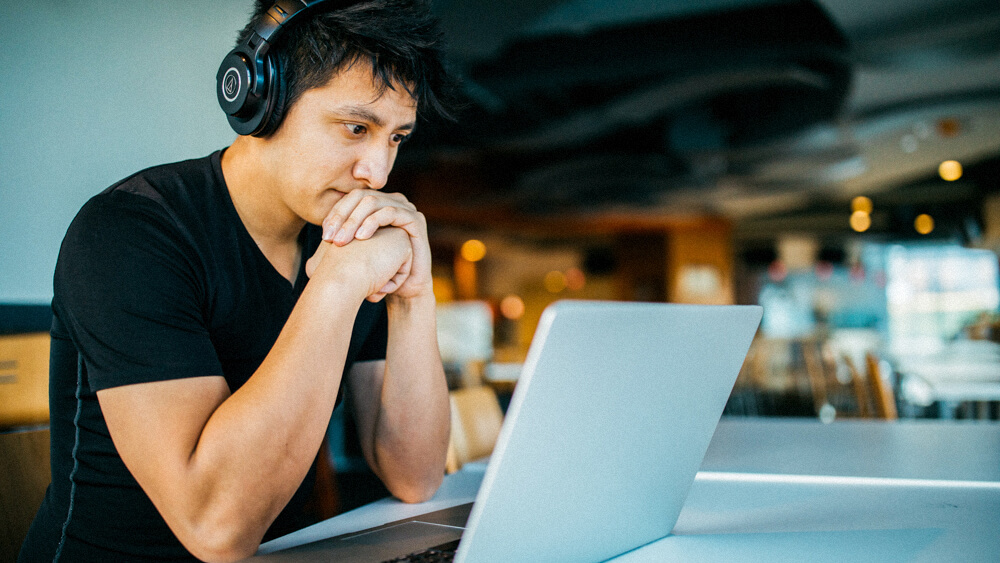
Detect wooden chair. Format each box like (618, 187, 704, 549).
(803, 340, 832, 418)
(0, 427, 51, 562)
(865, 352, 898, 420)
(445, 385, 504, 474)
(842, 354, 873, 418)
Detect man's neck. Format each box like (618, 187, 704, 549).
(221, 137, 305, 247)
(221, 137, 306, 285)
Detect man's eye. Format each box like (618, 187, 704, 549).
(346, 124, 367, 136)
(392, 133, 410, 145)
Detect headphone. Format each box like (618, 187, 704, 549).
(217, 0, 336, 137)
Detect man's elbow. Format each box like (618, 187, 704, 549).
(177, 517, 262, 563)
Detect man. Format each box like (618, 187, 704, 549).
(20, 1, 456, 561)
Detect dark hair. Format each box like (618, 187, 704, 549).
(237, 0, 458, 130)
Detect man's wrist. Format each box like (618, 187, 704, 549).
(308, 260, 372, 306)
(385, 291, 437, 318)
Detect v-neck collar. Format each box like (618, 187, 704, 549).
(213, 149, 311, 295)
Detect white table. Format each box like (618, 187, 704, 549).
(258, 419, 1000, 561)
(702, 418, 1000, 481)
(896, 345, 1000, 417)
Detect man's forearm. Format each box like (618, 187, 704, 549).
(374, 293, 450, 503)
(192, 278, 364, 518)
(172, 233, 412, 559)
(102, 271, 370, 563)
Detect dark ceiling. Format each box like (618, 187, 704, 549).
(398, 0, 1000, 244)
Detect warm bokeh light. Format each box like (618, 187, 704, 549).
(499, 295, 525, 320)
(851, 196, 872, 214)
(938, 160, 962, 182)
(460, 239, 487, 262)
(914, 214, 935, 235)
(431, 276, 454, 303)
(543, 270, 567, 293)
(850, 210, 871, 232)
(565, 267, 586, 291)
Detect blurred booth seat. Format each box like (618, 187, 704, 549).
(0, 332, 52, 559)
(1, 427, 51, 562)
(446, 385, 504, 474)
(0, 332, 50, 428)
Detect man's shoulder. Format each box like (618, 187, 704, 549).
(64, 150, 229, 258)
(101, 151, 223, 204)
(71, 150, 229, 234)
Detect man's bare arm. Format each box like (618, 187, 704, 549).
(98, 228, 412, 563)
(346, 293, 450, 504)
(330, 189, 450, 503)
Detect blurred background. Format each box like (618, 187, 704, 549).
(3, 0, 1000, 546)
(404, 0, 1000, 424)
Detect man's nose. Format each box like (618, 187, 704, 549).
(353, 145, 392, 190)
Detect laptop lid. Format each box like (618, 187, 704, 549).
(456, 300, 762, 562)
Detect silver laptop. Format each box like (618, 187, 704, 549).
(254, 300, 762, 562)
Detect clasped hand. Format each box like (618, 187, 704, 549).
(305, 189, 432, 303)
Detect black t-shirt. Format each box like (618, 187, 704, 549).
(20, 150, 387, 562)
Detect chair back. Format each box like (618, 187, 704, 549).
(865, 352, 898, 420)
(446, 385, 504, 474)
(802, 340, 830, 414)
(842, 354, 873, 418)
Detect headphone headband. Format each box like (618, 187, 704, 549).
(253, 0, 322, 46)
(217, 0, 334, 136)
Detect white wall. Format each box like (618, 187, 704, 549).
(1, 0, 253, 303)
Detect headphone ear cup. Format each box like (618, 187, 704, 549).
(220, 51, 275, 136)
(217, 51, 255, 118)
(254, 53, 287, 137)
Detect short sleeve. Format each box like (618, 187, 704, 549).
(54, 191, 223, 392)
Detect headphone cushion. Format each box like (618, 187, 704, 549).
(255, 53, 287, 137)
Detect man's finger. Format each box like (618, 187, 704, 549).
(322, 189, 370, 240)
(334, 194, 396, 245)
(323, 190, 416, 242)
(354, 207, 417, 240)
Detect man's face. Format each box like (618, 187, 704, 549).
(261, 62, 418, 226)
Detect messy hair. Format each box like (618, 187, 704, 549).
(237, 0, 458, 130)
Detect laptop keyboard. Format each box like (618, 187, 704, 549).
(381, 539, 460, 562)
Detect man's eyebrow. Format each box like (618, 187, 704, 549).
(338, 105, 416, 132)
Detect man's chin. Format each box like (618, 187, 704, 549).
(312, 191, 345, 225)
